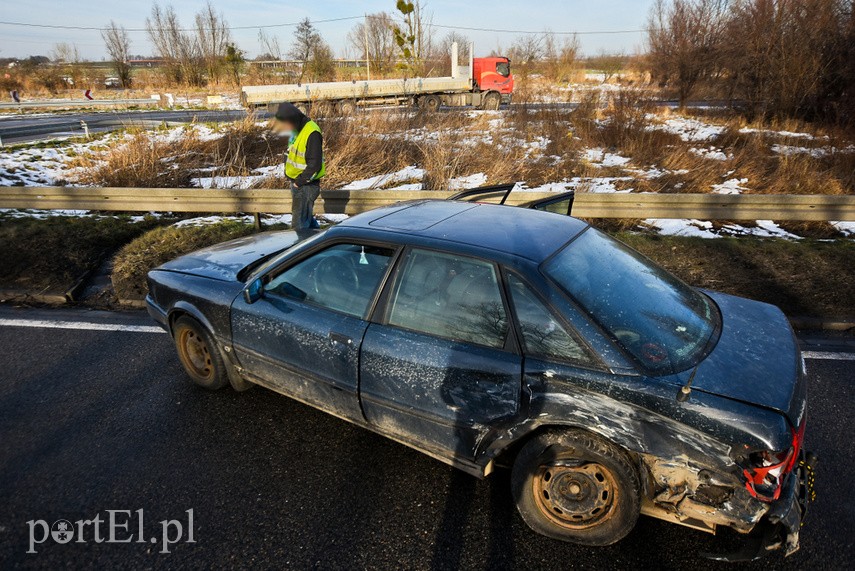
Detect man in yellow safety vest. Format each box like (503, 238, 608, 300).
(274, 102, 326, 238)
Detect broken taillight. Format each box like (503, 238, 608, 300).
(743, 416, 806, 502)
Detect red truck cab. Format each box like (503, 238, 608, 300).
(473, 57, 514, 96)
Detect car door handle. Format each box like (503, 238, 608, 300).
(329, 332, 353, 346)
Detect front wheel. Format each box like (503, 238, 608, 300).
(482, 91, 501, 110)
(173, 316, 229, 390)
(511, 430, 640, 546)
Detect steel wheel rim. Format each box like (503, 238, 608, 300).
(178, 328, 214, 381)
(533, 461, 617, 529)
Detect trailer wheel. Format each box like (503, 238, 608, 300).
(483, 92, 501, 110)
(419, 95, 441, 112)
(336, 100, 357, 115)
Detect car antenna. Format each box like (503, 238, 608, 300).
(676, 365, 700, 403)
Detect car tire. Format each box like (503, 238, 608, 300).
(173, 316, 229, 390)
(511, 429, 640, 546)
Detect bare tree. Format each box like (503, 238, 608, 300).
(348, 13, 396, 73)
(588, 51, 627, 83)
(102, 21, 132, 88)
(146, 3, 204, 86)
(543, 32, 580, 82)
(723, 0, 849, 119)
(647, 0, 729, 107)
(257, 29, 283, 60)
(195, 1, 231, 84)
(509, 35, 545, 65)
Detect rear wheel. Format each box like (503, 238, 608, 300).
(482, 91, 501, 110)
(419, 94, 441, 112)
(173, 316, 229, 390)
(511, 429, 640, 546)
(336, 99, 357, 114)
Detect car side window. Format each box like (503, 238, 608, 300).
(264, 243, 394, 318)
(507, 273, 597, 366)
(387, 249, 509, 349)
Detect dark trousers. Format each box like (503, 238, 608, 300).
(291, 181, 321, 239)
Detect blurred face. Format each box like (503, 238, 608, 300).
(274, 119, 296, 136)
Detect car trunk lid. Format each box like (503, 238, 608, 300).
(690, 291, 806, 427)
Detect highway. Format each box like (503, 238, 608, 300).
(0, 110, 257, 145)
(0, 99, 724, 145)
(0, 305, 851, 569)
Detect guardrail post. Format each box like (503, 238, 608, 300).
(253, 213, 263, 231)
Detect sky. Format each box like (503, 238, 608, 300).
(0, 0, 656, 61)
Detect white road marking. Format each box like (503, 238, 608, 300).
(0, 318, 166, 334)
(0, 317, 853, 361)
(802, 350, 855, 361)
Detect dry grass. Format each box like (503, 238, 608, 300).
(111, 221, 255, 300)
(71, 88, 855, 202)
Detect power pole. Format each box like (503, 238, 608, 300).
(364, 14, 371, 81)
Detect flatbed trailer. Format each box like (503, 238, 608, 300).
(241, 44, 514, 113)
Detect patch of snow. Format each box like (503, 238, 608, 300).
(831, 222, 855, 237)
(719, 220, 801, 239)
(690, 147, 729, 161)
(655, 117, 726, 142)
(340, 166, 426, 190)
(319, 213, 349, 223)
(449, 173, 488, 190)
(583, 148, 632, 167)
(711, 178, 748, 195)
(771, 144, 829, 159)
(643, 219, 721, 239)
(739, 127, 819, 140)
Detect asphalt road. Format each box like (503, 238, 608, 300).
(0, 99, 726, 144)
(0, 306, 852, 569)
(0, 110, 257, 145)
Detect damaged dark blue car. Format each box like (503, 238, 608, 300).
(146, 201, 815, 560)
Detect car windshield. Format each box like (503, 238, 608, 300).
(245, 230, 328, 282)
(544, 228, 720, 375)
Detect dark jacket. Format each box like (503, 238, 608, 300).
(276, 102, 323, 187)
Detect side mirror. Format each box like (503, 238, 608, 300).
(243, 277, 264, 304)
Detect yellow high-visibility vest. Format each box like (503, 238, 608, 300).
(285, 120, 326, 181)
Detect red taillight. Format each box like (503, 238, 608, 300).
(786, 416, 806, 473)
(743, 415, 806, 502)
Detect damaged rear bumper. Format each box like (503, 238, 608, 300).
(705, 450, 817, 562)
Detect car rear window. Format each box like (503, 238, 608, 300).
(544, 228, 720, 375)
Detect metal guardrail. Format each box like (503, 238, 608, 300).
(0, 99, 162, 110)
(571, 193, 855, 221)
(0, 187, 853, 221)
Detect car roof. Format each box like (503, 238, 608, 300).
(338, 200, 588, 263)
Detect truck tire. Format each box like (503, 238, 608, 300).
(483, 91, 502, 110)
(511, 429, 640, 546)
(173, 316, 229, 390)
(419, 94, 441, 112)
(336, 99, 357, 114)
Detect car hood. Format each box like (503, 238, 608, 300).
(689, 291, 805, 427)
(157, 230, 299, 282)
